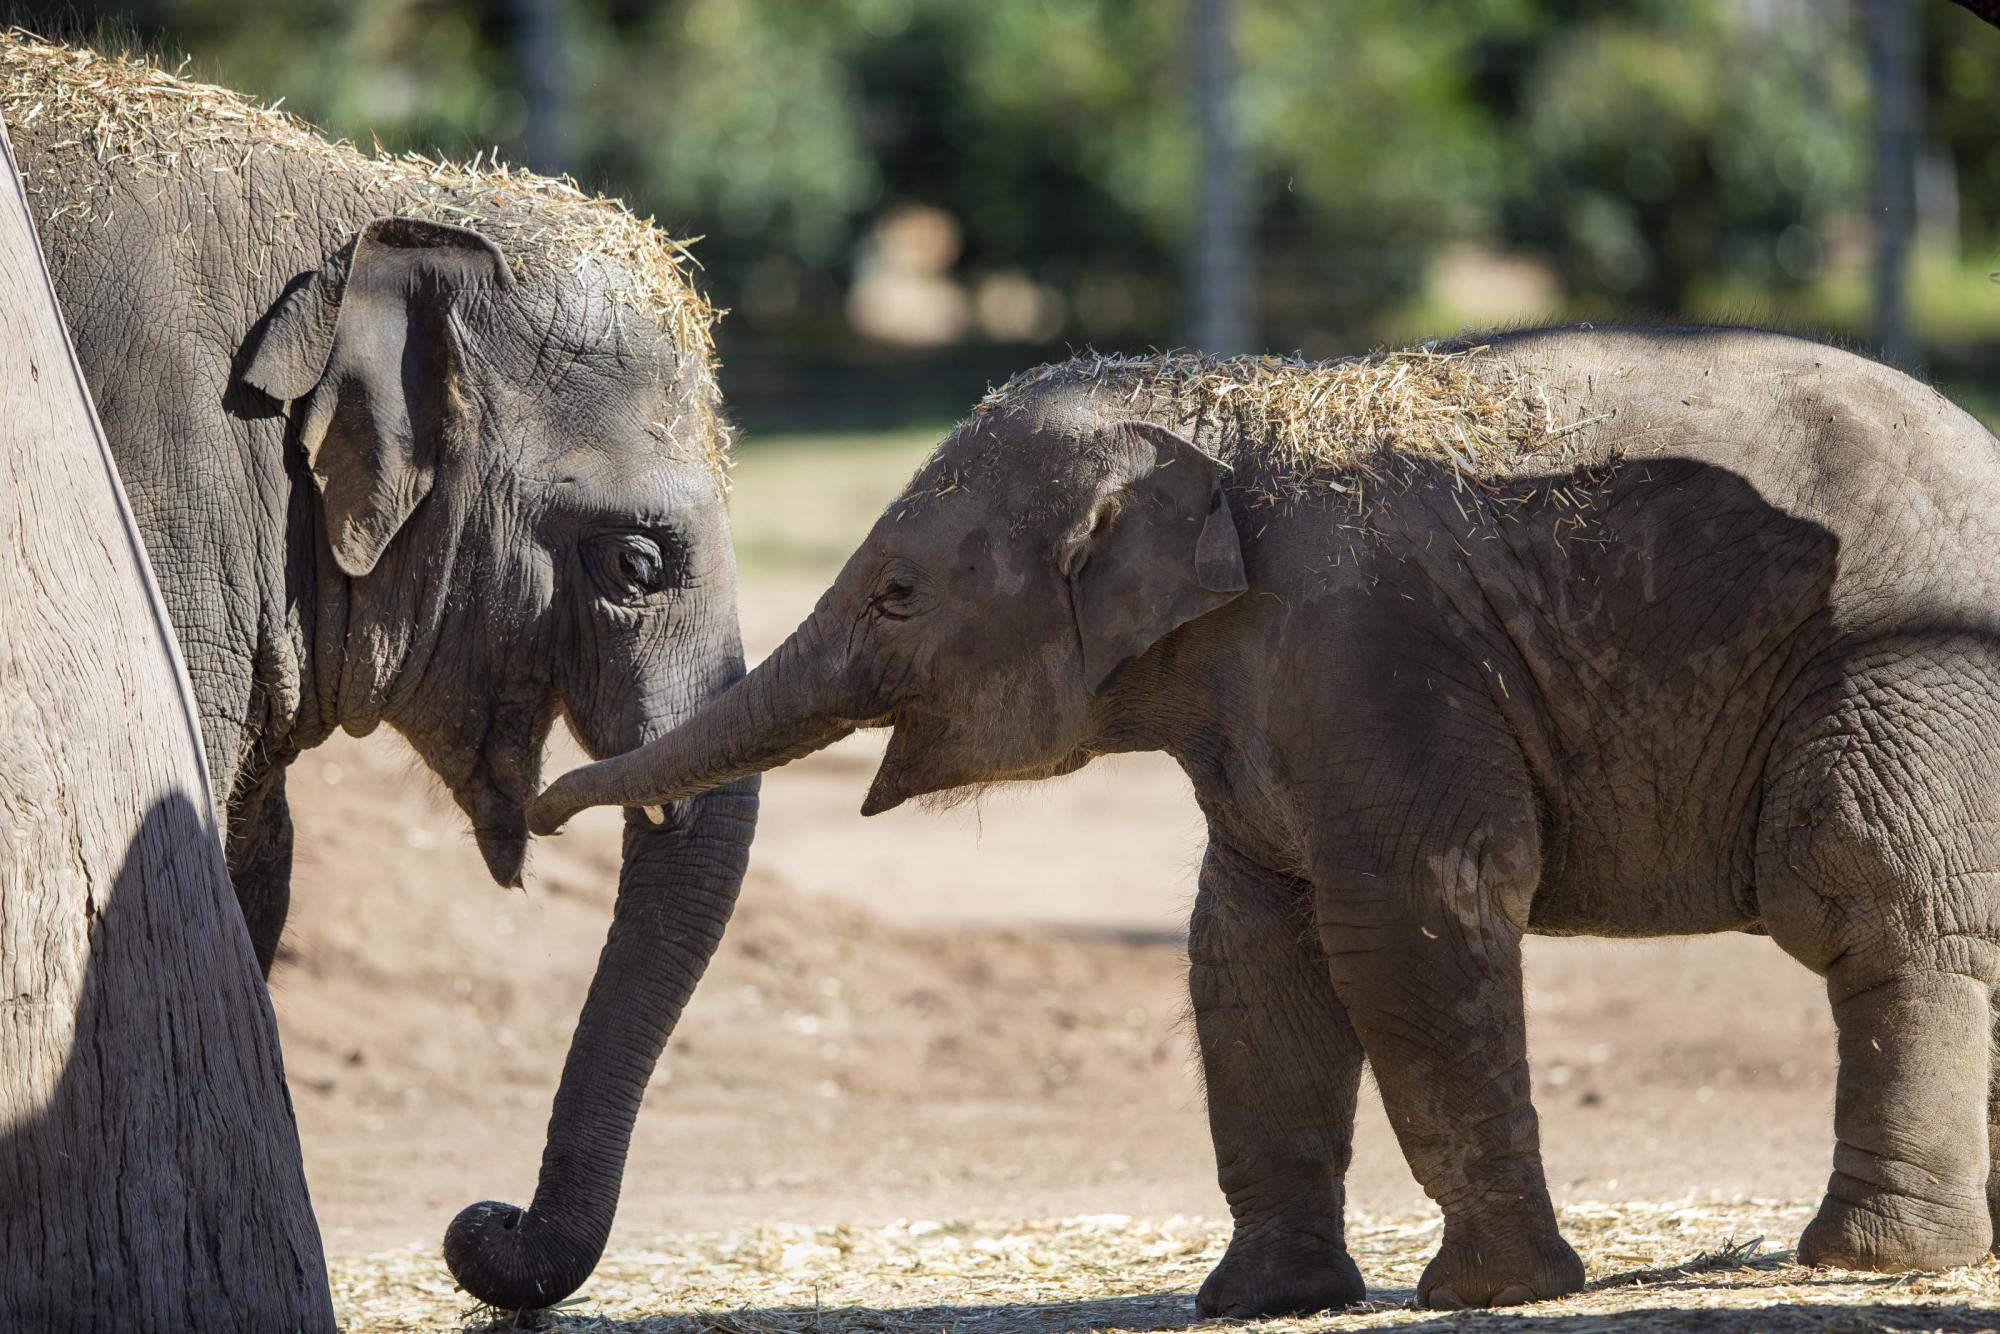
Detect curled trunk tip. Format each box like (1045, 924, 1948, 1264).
(443, 1200, 600, 1311)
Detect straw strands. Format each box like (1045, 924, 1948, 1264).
(331, 1201, 2000, 1332)
(970, 345, 1607, 515)
(0, 29, 725, 472)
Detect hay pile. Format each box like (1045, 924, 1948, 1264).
(0, 29, 724, 471)
(330, 1201, 2000, 1332)
(966, 346, 1609, 514)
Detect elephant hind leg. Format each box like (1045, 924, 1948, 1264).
(1758, 641, 2000, 1271)
(1800, 968, 1993, 1270)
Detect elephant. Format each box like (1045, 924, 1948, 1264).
(533, 324, 2000, 1316)
(2, 111, 330, 1331)
(0, 35, 752, 1310)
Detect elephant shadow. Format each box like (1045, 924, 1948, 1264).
(471, 1293, 2000, 1334)
(0, 793, 331, 1330)
(471, 1272, 2000, 1333)
(470, 1287, 1207, 1333)
(466, 1235, 1996, 1331)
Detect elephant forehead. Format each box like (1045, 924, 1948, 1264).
(988, 377, 1121, 438)
(900, 427, 1110, 519)
(951, 522, 1038, 596)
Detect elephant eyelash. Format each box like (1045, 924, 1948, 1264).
(870, 579, 917, 619)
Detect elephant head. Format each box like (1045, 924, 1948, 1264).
(527, 377, 1246, 834)
(239, 216, 755, 1309)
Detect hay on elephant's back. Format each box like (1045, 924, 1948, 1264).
(0, 29, 725, 472)
(972, 345, 1603, 512)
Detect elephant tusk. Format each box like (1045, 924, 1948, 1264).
(643, 804, 667, 826)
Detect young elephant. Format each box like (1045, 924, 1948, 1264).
(533, 326, 2000, 1316)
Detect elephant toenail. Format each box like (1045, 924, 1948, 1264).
(1425, 1287, 1466, 1310)
(1493, 1283, 1538, 1306)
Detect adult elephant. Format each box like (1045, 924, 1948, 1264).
(0, 35, 752, 1311)
(2, 108, 331, 1333)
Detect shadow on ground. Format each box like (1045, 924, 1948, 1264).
(477, 1280, 2000, 1334)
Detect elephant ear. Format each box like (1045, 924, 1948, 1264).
(239, 217, 514, 578)
(1067, 419, 1248, 694)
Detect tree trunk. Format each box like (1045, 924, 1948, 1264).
(1863, 0, 1919, 366)
(1188, 0, 1251, 354)
(0, 112, 334, 1332)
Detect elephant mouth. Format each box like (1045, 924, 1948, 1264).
(858, 708, 932, 816)
(859, 769, 911, 817)
(860, 721, 1092, 817)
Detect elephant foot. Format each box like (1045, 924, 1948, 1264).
(1195, 1232, 1365, 1319)
(1418, 1227, 1584, 1310)
(1800, 1185, 1991, 1272)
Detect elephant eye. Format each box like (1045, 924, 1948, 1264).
(618, 546, 661, 590)
(871, 574, 919, 620)
(589, 533, 675, 601)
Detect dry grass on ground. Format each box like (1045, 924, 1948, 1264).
(332, 1201, 2000, 1333)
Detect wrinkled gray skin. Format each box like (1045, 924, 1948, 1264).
(535, 325, 2000, 1315)
(12, 122, 754, 1311)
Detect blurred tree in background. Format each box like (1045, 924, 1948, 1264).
(13, 0, 2000, 429)
(1485, 1, 1867, 310)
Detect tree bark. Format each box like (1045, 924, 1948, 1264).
(0, 111, 334, 1332)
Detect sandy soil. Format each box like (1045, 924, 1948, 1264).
(339, 1204, 2000, 1332)
(278, 564, 1842, 1264)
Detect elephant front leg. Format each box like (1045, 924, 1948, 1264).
(1316, 829, 1582, 1310)
(1190, 840, 1366, 1319)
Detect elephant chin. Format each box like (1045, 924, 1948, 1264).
(459, 778, 532, 888)
(475, 817, 529, 888)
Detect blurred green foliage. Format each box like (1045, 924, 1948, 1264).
(20, 0, 2000, 426)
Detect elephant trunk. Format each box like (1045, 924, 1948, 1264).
(527, 618, 856, 834)
(442, 779, 755, 1310)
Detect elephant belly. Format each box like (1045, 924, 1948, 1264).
(1525, 817, 1762, 938)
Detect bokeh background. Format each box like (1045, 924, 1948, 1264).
(19, 0, 2000, 434)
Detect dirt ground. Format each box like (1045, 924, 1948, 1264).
(275, 430, 1856, 1321)
(337, 1205, 2000, 1332)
